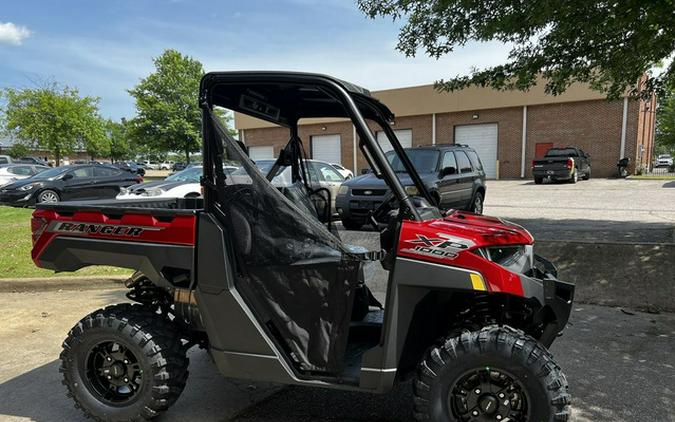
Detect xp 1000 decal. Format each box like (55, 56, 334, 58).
(401, 233, 475, 260)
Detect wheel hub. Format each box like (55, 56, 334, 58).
(479, 395, 499, 415)
(448, 367, 529, 421)
(84, 341, 143, 404)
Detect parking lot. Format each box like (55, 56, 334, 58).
(483, 178, 675, 243)
(1, 178, 674, 421)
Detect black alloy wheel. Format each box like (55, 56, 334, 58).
(84, 340, 143, 406)
(413, 325, 570, 422)
(448, 367, 529, 421)
(60, 303, 189, 421)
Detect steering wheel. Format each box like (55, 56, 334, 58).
(369, 191, 398, 230)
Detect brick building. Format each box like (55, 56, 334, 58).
(235, 81, 656, 178)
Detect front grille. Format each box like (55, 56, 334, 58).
(352, 188, 387, 196)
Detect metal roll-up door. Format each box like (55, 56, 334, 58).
(248, 146, 275, 161)
(311, 134, 342, 164)
(376, 129, 413, 153)
(454, 124, 498, 178)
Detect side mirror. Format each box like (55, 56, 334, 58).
(440, 166, 456, 177)
(62, 173, 73, 181)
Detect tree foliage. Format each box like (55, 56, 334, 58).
(656, 88, 675, 154)
(1, 83, 106, 165)
(128, 49, 204, 163)
(7, 142, 30, 159)
(358, 0, 675, 98)
(105, 119, 135, 162)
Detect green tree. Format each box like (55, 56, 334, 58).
(128, 49, 204, 163)
(105, 119, 135, 163)
(1, 83, 106, 165)
(358, 0, 674, 98)
(656, 89, 675, 154)
(7, 142, 30, 159)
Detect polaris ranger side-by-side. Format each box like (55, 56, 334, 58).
(30, 72, 574, 422)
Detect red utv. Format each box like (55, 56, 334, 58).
(31, 72, 573, 421)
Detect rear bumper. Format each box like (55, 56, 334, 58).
(532, 168, 573, 179)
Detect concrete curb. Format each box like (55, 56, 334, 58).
(0, 275, 128, 293)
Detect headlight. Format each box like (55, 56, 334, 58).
(143, 188, 164, 197)
(338, 185, 349, 195)
(404, 185, 419, 196)
(19, 183, 39, 191)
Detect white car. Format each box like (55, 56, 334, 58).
(331, 163, 353, 179)
(141, 161, 161, 170)
(117, 166, 202, 199)
(655, 154, 673, 168)
(159, 161, 174, 170)
(0, 164, 50, 186)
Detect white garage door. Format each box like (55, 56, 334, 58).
(454, 124, 498, 178)
(248, 146, 275, 161)
(311, 134, 341, 164)
(376, 129, 413, 153)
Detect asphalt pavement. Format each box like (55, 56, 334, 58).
(1, 289, 674, 422)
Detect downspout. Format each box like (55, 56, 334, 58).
(619, 97, 628, 159)
(431, 113, 436, 145)
(520, 106, 527, 178)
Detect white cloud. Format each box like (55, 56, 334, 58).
(0, 22, 32, 45)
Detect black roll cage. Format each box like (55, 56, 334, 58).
(198, 72, 434, 220)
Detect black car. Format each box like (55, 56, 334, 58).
(336, 145, 486, 229)
(172, 162, 187, 172)
(0, 164, 143, 207)
(114, 161, 146, 176)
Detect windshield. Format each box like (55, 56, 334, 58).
(385, 149, 439, 173)
(29, 166, 69, 180)
(165, 166, 202, 182)
(545, 148, 578, 157)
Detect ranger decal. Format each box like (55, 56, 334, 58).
(49, 221, 162, 237)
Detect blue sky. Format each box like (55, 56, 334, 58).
(1, 0, 509, 120)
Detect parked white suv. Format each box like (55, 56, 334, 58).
(655, 154, 673, 168)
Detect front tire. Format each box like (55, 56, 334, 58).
(37, 189, 60, 203)
(470, 191, 484, 214)
(413, 325, 570, 422)
(582, 168, 591, 180)
(60, 303, 189, 421)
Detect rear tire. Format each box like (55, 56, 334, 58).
(534, 177, 543, 185)
(413, 325, 570, 422)
(341, 218, 363, 230)
(60, 303, 189, 421)
(569, 170, 578, 184)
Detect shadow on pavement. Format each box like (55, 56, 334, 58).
(0, 350, 279, 422)
(663, 181, 675, 188)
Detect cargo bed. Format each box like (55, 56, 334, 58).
(31, 198, 202, 285)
